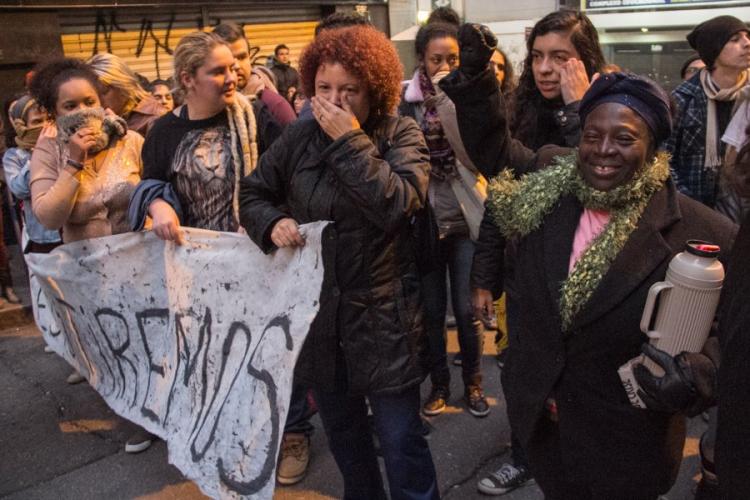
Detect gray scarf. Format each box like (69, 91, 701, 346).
(700, 68, 749, 170)
(56, 107, 128, 154)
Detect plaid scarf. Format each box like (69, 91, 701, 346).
(418, 69, 456, 179)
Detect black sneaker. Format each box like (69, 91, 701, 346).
(452, 352, 463, 366)
(477, 463, 535, 495)
(466, 386, 490, 417)
(422, 386, 450, 416)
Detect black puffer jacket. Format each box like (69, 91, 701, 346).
(239, 116, 431, 395)
(269, 60, 300, 99)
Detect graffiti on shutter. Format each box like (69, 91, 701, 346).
(61, 10, 317, 82)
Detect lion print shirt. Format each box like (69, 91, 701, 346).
(141, 108, 242, 232)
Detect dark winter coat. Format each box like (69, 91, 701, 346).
(717, 213, 750, 499)
(239, 115, 431, 395)
(441, 67, 737, 493)
(511, 95, 582, 151)
(269, 60, 300, 99)
(662, 71, 735, 208)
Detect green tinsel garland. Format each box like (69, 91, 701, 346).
(487, 151, 670, 330)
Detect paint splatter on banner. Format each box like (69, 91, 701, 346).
(25, 223, 328, 499)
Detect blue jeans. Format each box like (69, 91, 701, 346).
(314, 385, 439, 500)
(422, 234, 483, 390)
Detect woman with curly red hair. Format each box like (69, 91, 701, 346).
(239, 25, 439, 500)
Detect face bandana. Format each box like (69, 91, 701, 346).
(13, 121, 43, 150)
(56, 107, 128, 154)
(9, 96, 44, 150)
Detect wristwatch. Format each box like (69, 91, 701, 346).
(66, 158, 84, 170)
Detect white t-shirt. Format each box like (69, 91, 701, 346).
(722, 99, 750, 149)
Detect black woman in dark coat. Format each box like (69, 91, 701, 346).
(238, 25, 438, 500)
(441, 24, 736, 500)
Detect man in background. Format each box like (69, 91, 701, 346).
(269, 44, 300, 101)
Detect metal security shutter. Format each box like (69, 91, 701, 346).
(210, 5, 319, 67)
(60, 6, 318, 82)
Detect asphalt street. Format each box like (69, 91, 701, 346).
(1, 322, 704, 500)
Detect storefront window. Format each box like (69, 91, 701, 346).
(603, 40, 695, 91)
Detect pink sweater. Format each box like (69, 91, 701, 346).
(569, 208, 611, 273)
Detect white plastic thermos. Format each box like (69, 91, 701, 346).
(619, 240, 725, 408)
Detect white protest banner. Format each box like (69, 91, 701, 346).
(25, 222, 328, 499)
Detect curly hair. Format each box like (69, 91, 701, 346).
(28, 58, 101, 117)
(299, 25, 402, 118)
(314, 12, 372, 37)
(510, 9, 605, 150)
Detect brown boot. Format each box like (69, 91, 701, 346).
(4, 286, 19, 304)
(276, 433, 310, 485)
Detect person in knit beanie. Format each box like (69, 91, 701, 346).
(688, 16, 748, 70)
(663, 14, 750, 215)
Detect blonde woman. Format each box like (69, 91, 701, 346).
(87, 52, 164, 136)
(128, 31, 257, 247)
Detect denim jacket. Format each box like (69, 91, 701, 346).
(3, 147, 61, 245)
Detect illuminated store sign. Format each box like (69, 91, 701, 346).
(585, 0, 743, 10)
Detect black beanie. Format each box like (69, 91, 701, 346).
(687, 15, 747, 69)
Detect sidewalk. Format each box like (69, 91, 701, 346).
(1, 322, 703, 499)
(0, 244, 32, 330)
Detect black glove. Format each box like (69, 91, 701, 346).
(457, 23, 497, 77)
(633, 343, 717, 417)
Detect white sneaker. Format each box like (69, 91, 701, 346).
(44, 345, 55, 353)
(66, 370, 85, 384)
(125, 430, 155, 453)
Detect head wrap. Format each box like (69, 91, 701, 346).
(687, 16, 748, 69)
(579, 72, 672, 145)
(9, 95, 35, 123)
(9, 95, 44, 150)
